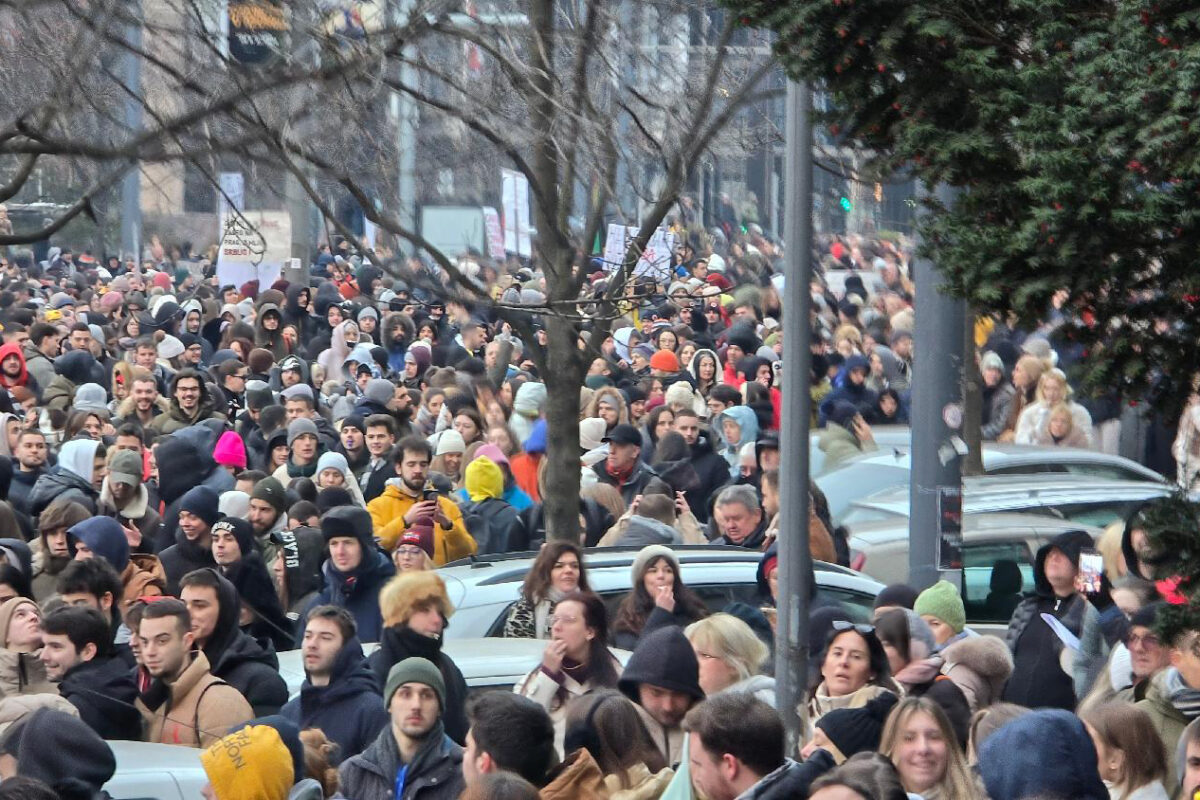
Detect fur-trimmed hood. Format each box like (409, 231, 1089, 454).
(941, 634, 1013, 697)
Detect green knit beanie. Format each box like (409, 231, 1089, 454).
(384, 657, 446, 710)
(913, 580, 966, 634)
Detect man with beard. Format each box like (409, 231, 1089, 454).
(366, 436, 475, 561)
(618, 626, 706, 766)
(339, 657, 465, 800)
(248, 476, 289, 566)
(149, 369, 227, 435)
(279, 605, 389, 762)
(115, 372, 167, 427)
(7, 428, 47, 516)
(32, 499, 91, 598)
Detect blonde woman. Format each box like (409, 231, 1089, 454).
(684, 613, 775, 706)
(1014, 368, 1094, 446)
(880, 696, 979, 799)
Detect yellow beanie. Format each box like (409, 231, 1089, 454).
(200, 725, 293, 800)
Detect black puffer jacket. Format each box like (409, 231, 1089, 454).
(280, 637, 389, 763)
(59, 653, 141, 741)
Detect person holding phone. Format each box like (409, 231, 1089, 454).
(1002, 530, 1107, 711)
(366, 436, 476, 565)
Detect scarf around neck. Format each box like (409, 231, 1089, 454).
(1165, 668, 1200, 718)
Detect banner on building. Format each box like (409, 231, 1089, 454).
(602, 224, 676, 281)
(228, 1, 287, 64)
(482, 207, 506, 261)
(216, 210, 291, 288)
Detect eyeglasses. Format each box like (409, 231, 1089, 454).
(831, 621, 875, 636)
(548, 614, 580, 626)
(1128, 632, 1161, 649)
(395, 546, 424, 558)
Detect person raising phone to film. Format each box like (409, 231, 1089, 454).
(367, 436, 477, 564)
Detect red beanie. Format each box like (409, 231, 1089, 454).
(649, 350, 680, 372)
(399, 522, 434, 558)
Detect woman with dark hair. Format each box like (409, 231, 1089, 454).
(639, 405, 675, 462)
(808, 752, 910, 800)
(453, 406, 485, 447)
(875, 388, 909, 425)
(689, 349, 721, 399)
(514, 591, 622, 754)
(808, 621, 900, 728)
(503, 542, 589, 639)
(612, 545, 708, 651)
(562, 690, 671, 795)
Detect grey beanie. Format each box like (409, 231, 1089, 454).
(384, 657, 446, 710)
(73, 383, 109, 413)
(364, 378, 395, 407)
(287, 417, 319, 447)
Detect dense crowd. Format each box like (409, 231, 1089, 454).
(0, 210, 1188, 800)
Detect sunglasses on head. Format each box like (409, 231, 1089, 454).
(831, 620, 875, 635)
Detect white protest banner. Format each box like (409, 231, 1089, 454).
(500, 168, 531, 258)
(216, 210, 291, 289)
(482, 207, 506, 260)
(217, 172, 244, 218)
(602, 224, 676, 281)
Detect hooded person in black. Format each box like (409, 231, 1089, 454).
(1002, 529, 1103, 710)
(41, 606, 142, 741)
(675, 411, 729, 522)
(280, 608, 389, 763)
(181, 567, 289, 716)
(153, 424, 236, 551)
(215, 517, 294, 654)
(271, 526, 326, 627)
(304, 506, 395, 643)
(0, 707, 117, 800)
(617, 625, 706, 766)
(283, 283, 314, 340)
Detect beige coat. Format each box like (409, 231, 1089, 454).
(136, 652, 254, 748)
(515, 657, 623, 757)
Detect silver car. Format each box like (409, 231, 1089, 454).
(848, 513, 1104, 633)
(106, 741, 207, 800)
(840, 474, 1172, 529)
(436, 546, 885, 639)
(276, 638, 632, 698)
(816, 444, 1165, 525)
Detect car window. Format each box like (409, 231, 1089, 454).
(818, 587, 876, 624)
(961, 541, 1034, 623)
(986, 463, 1067, 475)
(815, 465, 910, 523)
(1044, 501, 1147, 529)
(1061, 463, 1146, 482)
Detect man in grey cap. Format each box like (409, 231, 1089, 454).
(97, 449, 162, 549)
(273, 418, 323, 485)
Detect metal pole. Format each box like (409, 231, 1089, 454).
(394, 0, 418, 257)
(908, 184, 965, 590)
(120, 0, 143, 260)
(776, 78, 814, 754)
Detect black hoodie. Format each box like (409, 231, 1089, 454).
(685, 429, 730, 522)
(279, 637, 389, 764)
(59, 653, 142, 740)
(200, 568, 289, 716)
(368, 625, 469, 745)
(223, 553, 294, 654)
(1002, 529, 1096, 710)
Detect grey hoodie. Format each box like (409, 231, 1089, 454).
(615, 515, 682, 548)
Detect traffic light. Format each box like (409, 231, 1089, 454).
(839, 196, 852, 212)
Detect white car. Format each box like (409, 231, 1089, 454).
(106, 740, 207, 800)
(276, 637, 633, 698)
(436, 546, 885, 639)
(815, 444, 1166, 525)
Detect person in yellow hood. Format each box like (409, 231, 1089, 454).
(462, 457, 520, 554)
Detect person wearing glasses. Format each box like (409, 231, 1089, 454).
(808, 620, 900, 730)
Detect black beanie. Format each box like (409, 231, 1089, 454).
(320, 506, 375, 554)
(815, 692, 898, 760)
(1130, 600, 1166, 630)
(212, 517, 256, 559)
(874, 583, 921, 611)
(316, 487, 355, 514)
(179, 485, 221, 527)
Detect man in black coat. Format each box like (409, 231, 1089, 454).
(39, 606, 141, 740)
(158, 485, 220, 595)
(179, 567, 289, 716)
(280, 605, 390, 763)
(673, 410, 728, 522)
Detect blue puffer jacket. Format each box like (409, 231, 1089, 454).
(304, 550, 395, 643)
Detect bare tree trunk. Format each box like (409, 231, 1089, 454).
(542, 314, 586, 541)
(962, 304, 984, 475)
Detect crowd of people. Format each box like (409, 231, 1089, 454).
(0, 214, 1187, 800)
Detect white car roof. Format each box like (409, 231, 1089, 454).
(106, 740, 206, 800)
